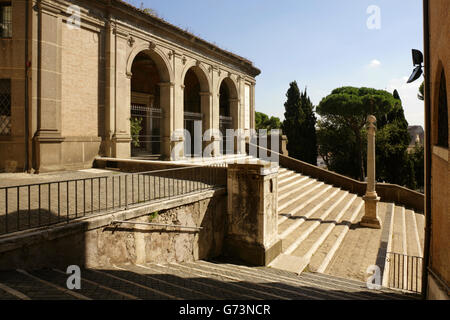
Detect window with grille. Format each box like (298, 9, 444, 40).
(0, 79, 11, 136)
(0, 3, 12, 38)
(437, 70, 448, 148)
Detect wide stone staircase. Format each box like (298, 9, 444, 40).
(0, 260, 419, 300)
(269, 167, 425, 293)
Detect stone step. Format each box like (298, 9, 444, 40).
(0, 270, 80, 300)
(324, 202, 389, 282)
(207, 261, 418, 300)
(278, 178, 319, 203)
(392, 206, 406, 255)
(190, 260, 364, 300)
(0, 260, 421, 300)
(164, 263, 291, 300)
(35, 268, 134, 300)
(310, 199, 364, 273)
(278, 176, 316, 199)
(78, 268, 177, 299)
(277, 169, 293, 179)
(283, 191, 350, 255)
(140, 263, 258, 300)
(278, 182, 328, 215)
(278, 167, 288, 174)
(115, 264, 217, 299)
(405, 209, 422, 257)
(277, 170, 296, 183)
(278, 187, 340, 237)
(278, 174, 308, 191)
(290, 194, 359, 261)
(383, 206, 424, 292)
(415, 212, 425, 254)
(382, 203, 396, 287)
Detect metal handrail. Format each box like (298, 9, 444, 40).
(111, 220, 202, 230)
(0, 164, 225, 235)
(0, 164, 221, 189)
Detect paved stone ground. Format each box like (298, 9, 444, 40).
(0, 260, 420, 300)
(0, 168, 215, 235)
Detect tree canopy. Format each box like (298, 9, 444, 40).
(317, 87, 398, 181)
(316, 86, 417, 189)
(255, 112, 282, 131)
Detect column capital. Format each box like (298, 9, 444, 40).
(158, 82, 175, 88)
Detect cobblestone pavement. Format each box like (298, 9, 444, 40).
(0, 260, 421, 300)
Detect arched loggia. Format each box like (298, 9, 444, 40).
(183, 67, 210, 157)
(129, 52, 162, 158)
(219, 77, 239, 155)
(128, 49, 172, 159)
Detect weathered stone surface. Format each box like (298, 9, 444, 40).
(0, 189, 226, 270)
(224, 161, 281, 265)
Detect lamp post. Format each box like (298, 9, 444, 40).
(361, 115, 382, 229)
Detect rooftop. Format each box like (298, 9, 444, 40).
(113, 0, 261, 77)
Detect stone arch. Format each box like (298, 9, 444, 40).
(181, 61, 211, 93)
(218, 76, 240, 154)
(127, 43, 173, 158)
(126, 42, 173, 83)
(182, 64, 212, 157)
(217, 75, 239, 99)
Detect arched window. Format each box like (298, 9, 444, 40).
(437, 70, 448, 148)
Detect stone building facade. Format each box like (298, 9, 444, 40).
(424, 0, 449, 299)
(0, 0, 260, 173)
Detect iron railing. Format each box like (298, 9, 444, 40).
(0, 165, 226, 236)
(386, 252, 423, 293)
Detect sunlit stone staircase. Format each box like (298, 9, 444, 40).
(270, 167, 425, 291)
(0, 261, 419, 300)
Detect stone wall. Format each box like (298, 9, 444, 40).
(0, 189, 226, 270)
(59, 21, 104, 169)
(427, 0, 450, 297)
(0, 0, 27, 172)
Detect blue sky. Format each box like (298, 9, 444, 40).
(126, 0, 425, 127)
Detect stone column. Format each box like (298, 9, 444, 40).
(111, 27, 131, 158)
(160, 82, 180, 160)
(225, 161, 282, 265)
(361, 115, 382, 229)
(200, 91, 213, 155)
(33, 3, 64, 173)
(104, 21, 116, 157)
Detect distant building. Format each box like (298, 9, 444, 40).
(407, 125, 424, 152)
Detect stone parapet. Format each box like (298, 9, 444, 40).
(224, 161, 281, 265)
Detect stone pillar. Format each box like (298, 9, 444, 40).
(361, 115, 382, 229)
(229, 97, 243, 154)
(111, 27, 131, 158)
(200, 91, 213, 155)
(225, 161, 282, 265)
(280, 134, 289, 156)
(104, 21, 116, 157)
(160, 81, 182, 160)
(33, 3, 64, 173)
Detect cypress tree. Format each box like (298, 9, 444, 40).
(283, 82, 317, 164)
(283, 82, 304, 160)
(298, 88, 318, 164)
